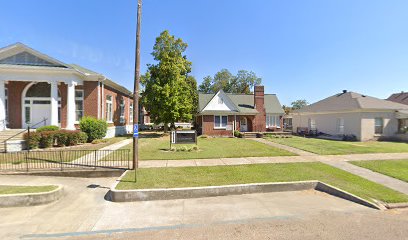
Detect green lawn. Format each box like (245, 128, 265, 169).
(119, 136, 294, 160)
(117, 162, 408, 204)
(0, 136, 130, 165)
(0, 185, 58, 195)
(351, 159, 408, 183)
(266, 136, 408, 155)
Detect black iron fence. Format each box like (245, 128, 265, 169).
(0, 149, 131, 172)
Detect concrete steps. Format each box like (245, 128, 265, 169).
(0, 129, 27, 152)
(242, 132, 262, 138)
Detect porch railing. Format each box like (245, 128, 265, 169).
(2, 118, 47, 153)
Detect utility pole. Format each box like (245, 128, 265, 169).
(133, 0, 142, 169)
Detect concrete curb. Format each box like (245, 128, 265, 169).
(384, 202, 408, 209)
(108, 171, 380, 209)
(0, 185, 63, 207)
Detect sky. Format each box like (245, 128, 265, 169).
(1, 0, 407, 106)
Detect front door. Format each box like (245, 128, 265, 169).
(30, 100, 51, 128)
(240, 117, 248, 132)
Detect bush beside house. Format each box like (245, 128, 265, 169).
(24, 129, 88, 149)
(36, 125, 60, 133)
(79, 117, 108, 142)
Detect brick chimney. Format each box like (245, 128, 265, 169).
(254, 85, 265, 111)
(253, 85, 265, 132)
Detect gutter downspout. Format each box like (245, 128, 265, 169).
(101, 79, 105, 120)
(97, 79, 101, 119)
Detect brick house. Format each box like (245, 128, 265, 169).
(196, 86, 284, 136)
(0, 43, 149, 137)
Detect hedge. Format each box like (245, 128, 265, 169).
(36, 125, 60, 133)
(24, 130, 88, 149)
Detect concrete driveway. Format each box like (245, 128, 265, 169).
(0, 175, 400, 239)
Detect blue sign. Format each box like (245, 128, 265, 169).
(133, 124, 139, 138)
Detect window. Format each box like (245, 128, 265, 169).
(119, 99, 125, 123)
(375, 118, 383, 134)
(25, 107, 30, 124)
(214, 115, 228, 129)
(129, 102, 134, 123)
(309, 118, 316, 130)
(266, 115, 280, 128)
(336, 118, 344, 134)
(106, 95, 113, 122)
(75, 90, 84, 122)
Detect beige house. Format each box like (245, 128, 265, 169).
(292, 90, 408, 141)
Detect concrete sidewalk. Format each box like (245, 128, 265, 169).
(321, 159, 408, 195)
(139, 153, 408, 168)
(71, 138, 132, 164)
(251, 138, 317, 156)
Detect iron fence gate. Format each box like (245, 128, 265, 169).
(0, 149, 131, 172)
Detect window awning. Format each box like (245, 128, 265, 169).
(396, 110, 408, 119)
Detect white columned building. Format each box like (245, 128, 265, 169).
(66, 81, 76, 130)
(0, 80, 6, 130)
(49, 81, 59, 126)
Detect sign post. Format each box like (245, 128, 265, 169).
(132, 0, 142, 183)
(170, 130, 197, 145)
(133, 124, 139, 138)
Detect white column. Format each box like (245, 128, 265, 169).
(0, 81, 6, 130)
(66, 82, 76, 130)
(50, 81, 59, 126)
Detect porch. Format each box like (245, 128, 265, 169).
(0, 80, 82, 131)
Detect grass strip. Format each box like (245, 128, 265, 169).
(117, 162, 408, 204)
(351, 159, 408, 183)
(0, 185, 58, 195)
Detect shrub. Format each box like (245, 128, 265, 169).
(24, 132, 41, 149)
(79, 116, 108, 142)
(54, 131, 69, 147)
(234, 130, 242, 138)
(36, 125, 60, 133)
(39, 131, 55, 148)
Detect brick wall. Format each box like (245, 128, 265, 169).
(83, 81, 99, 119)
(201, 115, 235, 136)
(100, 84, 132, 127)
(58, 83, 67, 128)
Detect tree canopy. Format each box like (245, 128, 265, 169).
(141, 30, 197, 131)
(198, 69, 262, 94)
(291, 99, 309, 110)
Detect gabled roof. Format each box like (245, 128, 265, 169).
(387, 92, 408, 105)
(296, 91, 408, 113)
(198, 90, 284, 115)
(0, 43, 132, 97)
(0, 42, 70, 68)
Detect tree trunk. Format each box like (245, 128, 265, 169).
(164, 123, 169, 133)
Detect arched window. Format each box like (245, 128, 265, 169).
(26, 82, 61, 98)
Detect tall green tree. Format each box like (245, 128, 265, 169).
(186, 75, 199, 117)
(212, 69, 234, 92)
(198, 69, 262, 94)
(291, 99, 309, 110)
(198, 75, 213, 93)
(141, 30, 194, 132)
(231, 70, 262, 94)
